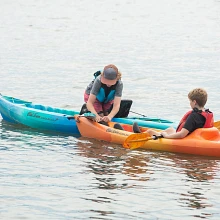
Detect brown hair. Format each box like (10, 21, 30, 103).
(116, 71, 122, 80)
(188, 88, 207, 107)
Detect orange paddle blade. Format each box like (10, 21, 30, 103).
(123, 133, 151, 150)
(214, 121, 220, 131)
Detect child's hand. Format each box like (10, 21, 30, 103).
(95, 115, 103, 122)
(102, 115, 111, 122)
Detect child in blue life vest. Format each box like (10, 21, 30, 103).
(84, 64, 123, 123)
(133, 88, 214, 139)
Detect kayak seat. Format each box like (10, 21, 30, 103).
(39, 105, 46, 111)
(108, 99, 133, 118)
(25, 104, 46, 110)
(193, 127, 220, 141)
(46, 107, 54, 112)
(6, 96, 31, 104)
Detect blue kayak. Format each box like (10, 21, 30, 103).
(0, 94, 80, 135)
(0, 94, 177, 135)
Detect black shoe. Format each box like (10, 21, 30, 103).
(133, 122, 141, 133)
(113, 123, 124, 130)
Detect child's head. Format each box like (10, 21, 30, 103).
(101, 64, 122, 86)
(188, 88, 207, 107)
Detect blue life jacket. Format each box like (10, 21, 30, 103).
(93, 71, 118, 103)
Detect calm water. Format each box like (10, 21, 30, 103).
(1, 0, 220, 219)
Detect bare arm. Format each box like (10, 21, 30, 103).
(102, 96, 121, 122)
(109, 96, 121, 119)
(86, 94, 102, 122)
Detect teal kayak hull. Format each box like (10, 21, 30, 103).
(0, 95, 80, 135)
(112, 117, 177, 130)
(0, 94, 177, 135)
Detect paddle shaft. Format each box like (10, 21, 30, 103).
(128, 135, 162, 143)
(129, 111, 147, 117)
(67, 114, 96, 121)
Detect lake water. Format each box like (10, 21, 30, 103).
(1, 0, 220, 219)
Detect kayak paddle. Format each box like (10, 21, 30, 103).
(214, 121, 220, 130)
(123, 133, 163, 150)
(67, 112, 96, 120)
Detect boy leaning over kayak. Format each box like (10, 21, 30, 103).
(133, 88, 214, 139)
(84, 64, 123, 124)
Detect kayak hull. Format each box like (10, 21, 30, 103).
(76, 116, 220, 158)
(0, 95, 80, 135)
(0, 94, 175, 135)
(112, 117, 177, 130)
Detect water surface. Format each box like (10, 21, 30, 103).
(1, 0, 220, 219)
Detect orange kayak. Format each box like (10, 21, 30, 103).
(75, 116, 220, 158)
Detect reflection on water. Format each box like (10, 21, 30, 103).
(76, 139, 129, 190)
(151, 153, 219, 218)
(77, 137, 220, 218)
(177, 156, 217, 182)
(174, 155, 218, 216)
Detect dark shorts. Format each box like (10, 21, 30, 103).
(84, 93, 113, 114)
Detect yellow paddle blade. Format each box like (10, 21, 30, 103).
(214, 121, 220, 130)
(123, 133, 151, 150)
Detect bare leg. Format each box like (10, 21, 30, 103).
(146, 129, 161, 136)
(147, 127, 176, 137)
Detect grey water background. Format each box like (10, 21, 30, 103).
(1, 0, 220, 219)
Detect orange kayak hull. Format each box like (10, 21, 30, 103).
(76, 116, 220, 158)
